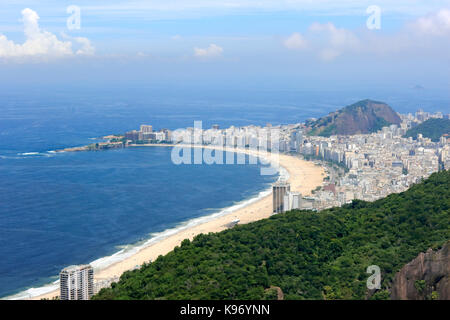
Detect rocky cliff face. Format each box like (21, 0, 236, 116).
(391, 242, 450, 300)
(308, 99, 401, 137)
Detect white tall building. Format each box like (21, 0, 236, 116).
(283, 192, 301, 212)
(60, 265, 94, 300)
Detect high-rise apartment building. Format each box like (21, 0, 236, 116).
(140, 125, 153, 133)
(60, 265, 94, 300)
(273, 181, 290, 213)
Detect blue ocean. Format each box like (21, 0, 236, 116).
(0, 86, 448, 298)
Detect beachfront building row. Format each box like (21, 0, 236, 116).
(124, 122, 298, 153)
(60, 264, 94, 300)
(122, 109, 448, 154)
(118, 108, 448, 211)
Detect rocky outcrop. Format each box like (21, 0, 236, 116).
(307, 99, 401, 137)
(391, 242, 450, 300)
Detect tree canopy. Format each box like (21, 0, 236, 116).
(404, 118, 450, 142)
(94, 170, 450, 300)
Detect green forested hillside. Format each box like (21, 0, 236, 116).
(404, 118, 450, 142)
(94, 171, 450, 300)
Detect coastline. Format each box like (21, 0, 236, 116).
(19, 144, 325, 300)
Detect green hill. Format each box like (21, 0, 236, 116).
(308, 99, 401, 137)
(404, 118, 450, 142)
(94, 170, 450, 300)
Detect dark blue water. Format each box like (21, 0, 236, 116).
(0, 147, 276, 298)
(0, 86, 448, 298)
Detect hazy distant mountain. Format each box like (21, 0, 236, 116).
(404, 118, 450, 142)
(307, 99, 401, 137)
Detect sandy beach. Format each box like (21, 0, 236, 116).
(31, 145, 325, 300)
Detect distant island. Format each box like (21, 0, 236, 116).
(306, 99, 401, 137)
(404, 118, 450, 142)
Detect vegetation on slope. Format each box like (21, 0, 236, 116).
(94, 171, 450, 300)
(404, 118, 450, 142)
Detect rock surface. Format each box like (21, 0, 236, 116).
(391, 242, 450, 300)
(307, 99, 401, 137)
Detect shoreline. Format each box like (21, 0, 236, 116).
(12, 144, 325, 300)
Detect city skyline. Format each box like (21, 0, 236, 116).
(113, 103, 449, 211)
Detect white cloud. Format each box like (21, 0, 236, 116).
(410, 8, 450, 36)
(284, 7, 450, 62)
(74, 37, 95, 55)
(309, 22, 360, 61)
(309, 22, 359, 47)
(0, 8, 94, 59)
(194, 43, 223, 58)
(365, 9, 450, 55)
(285, 22, 360, 61)
(318, 48, 341, 61)
(284, 32, 308, 50)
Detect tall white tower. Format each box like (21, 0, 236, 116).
(60, 265, 94, 300)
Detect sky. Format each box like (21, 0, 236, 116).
(0, 0, 449, 94)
